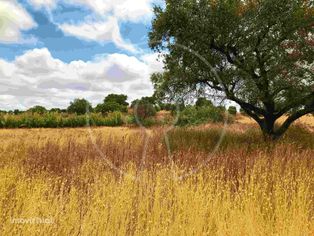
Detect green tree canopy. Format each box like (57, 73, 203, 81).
(150, 0, 314, 140)
(28, 106, 47, 114)
(104, 94, 129, 107)
(13, 109, 22, 115)
(131, 96, 156, 108)
(49, 108, 62, 113)
(131, 97, 157, 120)
(95, 102, 127, 114)
(67, 98, 93, 115)
(95, 94, 128, 114)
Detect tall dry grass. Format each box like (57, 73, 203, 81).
(0, 125, 313, 235)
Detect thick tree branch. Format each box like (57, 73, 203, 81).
(227, 94, 266, 117)
(275, 107, 314, 137)
(275, 92, 314, 118)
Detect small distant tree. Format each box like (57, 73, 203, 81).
(137, 103, 157, 120)
(67, 99, 92, 115)
(95, 102, 127, 114)
(94, 104, 105, 114)
(28, 106, 47, 114)
(132, 97, 157, 120)
(95, 94, 128, 114)
(49, 108, 62, 113)
(104, 94, 129, 107)
(228, 106, 238, 115)
(131, 96, 156, 108)
(13, 109, 22, 115)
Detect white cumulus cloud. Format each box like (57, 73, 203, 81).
(28, 0, 56, 9)
(0, 0, 37, 43)
(70, 0, 154, 22)
(31, 0, 154, 22)
(59, 17, 136, 52)
(26, 0, 158, 51)
(0, 48, 163, 110)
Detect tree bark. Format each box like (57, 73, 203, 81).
(259, 117, 280, 141)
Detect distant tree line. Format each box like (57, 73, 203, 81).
(0, 93, 240, 128)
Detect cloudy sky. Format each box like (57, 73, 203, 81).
(0, 0, 164, 110)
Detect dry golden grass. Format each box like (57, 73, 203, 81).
(237, 114, 314, 128)
(0, 124, 313, 235)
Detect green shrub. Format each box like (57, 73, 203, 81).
(133, 101, 157, 121)
(49, 108, 63, 113)
(0, 112, 125, 128)
(176, 106, 224, 126)
(216, 106, 226, 112)
(95, 102, 127, 114)
(102, 112, 124, 126)
(123, 113, 160, 127)
(195, 98, 213, 107)
(141, 118, 158, 127)
(124, 115, 136, 125)
(228, 106, 237, 115)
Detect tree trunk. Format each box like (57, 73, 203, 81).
(262, 130, 281, 141)
(238, 103, 313, 142)
(259, 117, 281, 141)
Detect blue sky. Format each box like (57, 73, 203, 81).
(0, 0, 164, 110)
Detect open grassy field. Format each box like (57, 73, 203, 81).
(0, 122, 313, 235)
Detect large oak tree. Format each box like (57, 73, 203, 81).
(149, 0, 314, 140)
